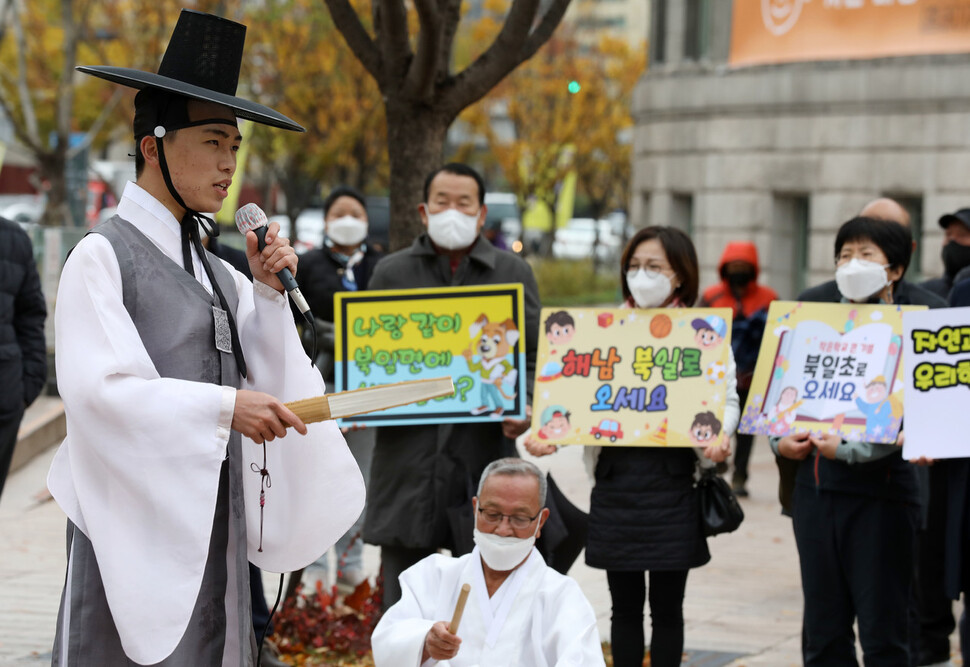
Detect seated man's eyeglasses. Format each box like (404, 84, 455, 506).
(477, 507, 541, 530)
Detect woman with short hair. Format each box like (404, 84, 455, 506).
(775, 216, 943, 666)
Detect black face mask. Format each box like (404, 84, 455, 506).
(942, 242, 970, 279)
(726, 271, 755, 289)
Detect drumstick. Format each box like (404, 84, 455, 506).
(448, 583, 471, 634)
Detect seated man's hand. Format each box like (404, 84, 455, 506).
(777, 432, 813, 460)
(232, 389, 307, 444)
(422, 621, 461, 662)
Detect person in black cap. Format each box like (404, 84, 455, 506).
(922, 208, 970, 300)
(47, 10, 364, 666)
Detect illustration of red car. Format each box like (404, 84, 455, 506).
(590, 419, 623, 442)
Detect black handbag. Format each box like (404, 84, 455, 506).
(696, 465, 744, 536)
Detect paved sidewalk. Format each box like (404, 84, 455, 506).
(0, 431, 962, 665)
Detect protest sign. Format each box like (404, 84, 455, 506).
(334, 284, 526, 426)
(530, 307, 733, 447)
(740, 301, 924, 444)
(902, 306, 970, 460)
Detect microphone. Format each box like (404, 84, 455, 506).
(235, 203, 311, 315)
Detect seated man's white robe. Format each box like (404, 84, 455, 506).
(371, 547, 605, 667)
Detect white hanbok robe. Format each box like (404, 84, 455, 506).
(47, 182, 365, 665)
(371, 547, 605, 667)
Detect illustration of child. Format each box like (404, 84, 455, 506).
(544, 311, 576, 351)
(537, 406, 572, 440)
(767, 386, 801, 436)
(854, 375, 900, 440)
(688, 411, 722, 447)
(691, 315, 727, 350)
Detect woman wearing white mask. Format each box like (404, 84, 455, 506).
(773, 216, 943, 667)
(297, 186, 382, 323)
(526, 226, 739, 667)
(295, 185, 382, 591)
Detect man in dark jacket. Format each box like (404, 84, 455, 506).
(922, 208, 970, 301)
(0, 216, 47, 499)
(363, 163, 540, 609)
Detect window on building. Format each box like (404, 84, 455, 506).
(883, 194, 923, 281)
(651, 0, 667, 65)
(684, 0, 711, 61)
(771, 194, 810, 299)
(671, 193, 693, 237)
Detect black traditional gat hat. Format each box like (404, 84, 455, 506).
(77, 8, 304, 133)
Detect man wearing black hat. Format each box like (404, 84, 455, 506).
(922, 208, 970, 301)
(47, 10, 364, 666)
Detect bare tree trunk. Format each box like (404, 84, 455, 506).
(385, 102, 452, 250)
(324, 0, 574, 253)
(37, 153, 71, 227)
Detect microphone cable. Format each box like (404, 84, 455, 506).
(256, 572, 286, 667)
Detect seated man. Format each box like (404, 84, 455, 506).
(371, 458, 604, 666)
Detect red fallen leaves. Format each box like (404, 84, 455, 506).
(271, 572, 383, 665)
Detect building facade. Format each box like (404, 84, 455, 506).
(631, 0, 970, 298)
(565, 0, 649, 49)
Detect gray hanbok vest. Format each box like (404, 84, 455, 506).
(52, 217, 255, 666)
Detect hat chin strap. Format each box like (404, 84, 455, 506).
(154, 125, 248, 378)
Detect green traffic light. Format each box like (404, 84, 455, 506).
(568, 80, 581, 94)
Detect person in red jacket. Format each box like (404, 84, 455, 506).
(700, 241, 778, 496)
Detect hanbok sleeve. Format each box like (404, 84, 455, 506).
(540, 579, 606, 667)
(231, 276, 365, 572)
(371, 560, 440, 667)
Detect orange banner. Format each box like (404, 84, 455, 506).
(731, 0, 970, 67)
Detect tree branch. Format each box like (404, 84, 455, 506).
(56, 0, 79, 143)
(11, 1, 39, 146)
(402, 0, 440, 101)
(518, 0, 572, 64)
(446, 0, 571, 112)
(435, 0, 462, 85)
(0, 87, 42, 155)
(377, 0, 412, 82)
(323, 0, 382, 82)
(69, 88, 124, 157)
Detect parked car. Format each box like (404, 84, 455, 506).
(364, 195, 390, 252)
(484, 192, 521, 250)
(591, 418, 624, 442)
(290, 195, 390, 254)
(0, 198, 45, 229)
(552, 218, 622, 262)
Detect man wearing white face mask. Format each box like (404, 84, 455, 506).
(371, 458, 605, 667)
(364, 163, 542, 611)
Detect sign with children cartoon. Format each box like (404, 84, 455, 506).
(530, 307, 733, 447)
(901, 307, 970, 460)
(740, 301, 926, 444)
(334, 284, 527, 426)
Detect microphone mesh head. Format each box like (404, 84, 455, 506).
(235, 203, 267, 233)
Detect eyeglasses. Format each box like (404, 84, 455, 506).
(477, 507, 540, 530)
